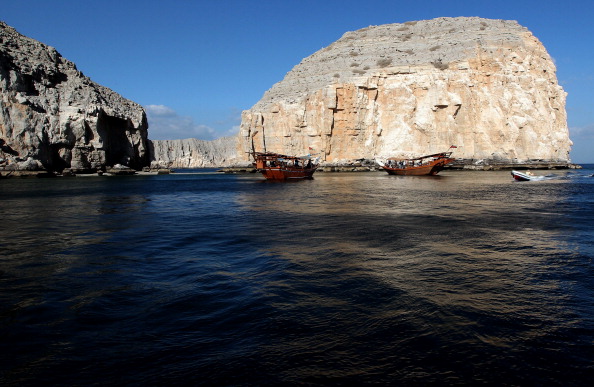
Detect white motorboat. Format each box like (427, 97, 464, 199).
(511, 170, 547, 181)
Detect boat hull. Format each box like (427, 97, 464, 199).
(382, 159, 454, 176)
(252, 151, 319, 181)
(511, 170, 545, 181)
(511, 171, 530, 181)
(259, 167, 317, 180)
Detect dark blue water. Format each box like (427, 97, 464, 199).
(1, 167, 594, 386)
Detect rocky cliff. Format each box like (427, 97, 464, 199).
(149, 137, 241, 168)
(0, 21, 149, 173)
(239, 17, 571, 165)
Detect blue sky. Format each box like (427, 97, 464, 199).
(3, 0, 593, 163)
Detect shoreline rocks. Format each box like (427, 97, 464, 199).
(218, 160, 582, 174)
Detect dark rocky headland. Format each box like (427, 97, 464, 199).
(0, 21, 150, 177)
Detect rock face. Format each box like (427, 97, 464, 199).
(239, 17, 571, 164)
(149, 137, 241, 168)
(0, 21, 149, 172)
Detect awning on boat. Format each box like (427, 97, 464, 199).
(386, 152, 451, 161)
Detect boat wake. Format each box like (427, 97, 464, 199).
(512, 170, 593, 182)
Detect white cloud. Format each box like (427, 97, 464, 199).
(146, 104, 176, 117)
(144, 104, 218, 141)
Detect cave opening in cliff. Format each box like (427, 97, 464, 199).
(97, 113, 133, 168)
(48, 144, 69, 172)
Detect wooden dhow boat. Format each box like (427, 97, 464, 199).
(253, 151, 320, 180)
(377, 146, 456, 176)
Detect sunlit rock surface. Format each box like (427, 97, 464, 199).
(238, 17, 571, 165)
(0, 21, 149, 173)
(149, 137, 241, 168)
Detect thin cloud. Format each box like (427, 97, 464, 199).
(569, 124, 594, 163)
(145, 104, 217, 141)
(146, 104, 176, 117)
(215, 107, 243, 137)
(570, 123, 594, 139)
(226, 125, 240, 137)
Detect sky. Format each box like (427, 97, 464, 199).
(3, 0, 594, 163)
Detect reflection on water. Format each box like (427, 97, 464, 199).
(232, 170, 593, 383)
(1, 169, 593, 385)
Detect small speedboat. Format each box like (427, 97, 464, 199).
(511, 170, 546, 181)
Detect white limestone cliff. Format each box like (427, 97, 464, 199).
(239, 17, 571, 165)
(0, 21, 149, 173)
(149, 137, 241, 168)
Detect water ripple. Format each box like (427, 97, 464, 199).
(1, 169, 594, 385)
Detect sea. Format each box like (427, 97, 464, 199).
(1, 166, 594, 386)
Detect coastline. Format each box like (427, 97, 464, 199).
(0, 162, 583, 179)
(218, 161, 582, 174)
